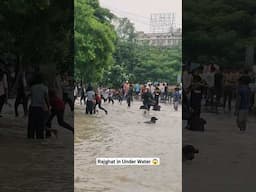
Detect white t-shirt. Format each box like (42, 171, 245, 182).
(160, 85, 165, 93)
(74, 86, 78, 97)
(30, 84, 48, 108)
(0, 74, 8, 96)
(204, 72, 215, 88)
(150, 86, 155, 94)
(86, 90, 95, 101)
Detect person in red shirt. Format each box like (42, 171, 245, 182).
(94, 92, 108, 115)
(46, 89, 74, 137)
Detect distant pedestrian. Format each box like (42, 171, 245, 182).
(127, 85, 133, 107)
(14, 69, 28, 117)
(94, 92, 108, 114)
(173, 87, 181, 111)
(80, 86, 86, 105)
(27, 74, 49, 139)
(86, 85, 95, 114)
(107, 88, 114, 104)
(46, 89, 74, 137)
(142, 88, 154, 111)
(235, 78, 251, 131)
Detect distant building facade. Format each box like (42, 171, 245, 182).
(135, 28, 182, 47)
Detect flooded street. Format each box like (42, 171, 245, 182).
(75, 100, 182, 192)
(0, 99, 74, 192)
(183, 111, 256, 192)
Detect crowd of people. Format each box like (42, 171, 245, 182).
(75, 81, 182, 115)
(183, 63, 256, 132)
(0, 60, 74, 139)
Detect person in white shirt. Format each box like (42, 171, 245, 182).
(150, 84, 155, 94)
(28, 73, 49, 139)
(74, 84, 78, 101)
(205, 68, 216, 107)
(0, 68, 8, 117)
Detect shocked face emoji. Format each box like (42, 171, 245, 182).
(152, 159, 160, 165)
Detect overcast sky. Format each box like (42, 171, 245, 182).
(99, 0, 181, 33)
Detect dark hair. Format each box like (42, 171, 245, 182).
(243, 69, 249, 74)
(32, 73, 44, 85)
(87, 85, 93, 91)
(49, 89, 57, 97)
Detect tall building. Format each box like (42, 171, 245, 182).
(135, 28, 181, 47)
(135, 13, 181, 47)
(150, 13, 176, 33)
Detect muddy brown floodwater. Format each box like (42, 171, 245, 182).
(0, 99, 73, 192)
(75, 100, 182, 192)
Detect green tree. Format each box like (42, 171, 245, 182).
(183, 0, 256, 67)
(74, 0, 116, 83)
(0, 0, 73, 82)
(133, 45, 181, 84)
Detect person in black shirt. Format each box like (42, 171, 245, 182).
(127, 85, 133, 107)
(214, 68, 223, 113)
(190, 73, 204, 116)
(154, 85, 161, 106)
(239, 70, 251, 84)
(14, 69, 28, 117)
(142, 88, 154, 111)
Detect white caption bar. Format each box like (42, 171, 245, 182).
(96, 158, 160, 166)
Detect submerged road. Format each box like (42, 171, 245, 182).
(0, 99, 73, 192)
(75, 100, 182, 192)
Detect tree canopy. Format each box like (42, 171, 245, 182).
(0, 0, 73, 73)
(101, 17, 181, 87)
(75, 0, 181, 87)
(183, 0, 256, 67)
(74, 0, 116, 83)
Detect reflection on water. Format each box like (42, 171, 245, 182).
(75, 101, 182, 192)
